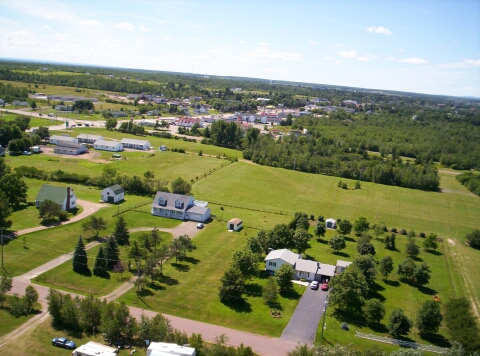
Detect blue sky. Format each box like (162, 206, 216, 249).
(0, 0, 479, 97)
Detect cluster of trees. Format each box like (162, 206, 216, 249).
(465, 229, 480, 249)
(0, 82, 28, 102)
(118, 121, 146, 134)
(0, 274, 39, 317)
(0, 159, 28, 233)
(445, 298, 480, 353)
(0, 115, 33, 150)
(207, 121, 244, 147)
(457, 172, 480, 197)
(38, 199, 68, 222)
(72, 99, 94, 112)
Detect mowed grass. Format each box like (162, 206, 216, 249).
(0, 296, 41, 338)
(119, 220, 302, 337)
(33, 231, 174, 297)
(0, 112, 58, 127)
(0, 316, 147, 356)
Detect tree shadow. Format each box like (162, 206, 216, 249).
(148, 282, 166, 291)
(412, 256, 423, 262)
(182, 256, 200, 265)
(369, 323, 388, 334)
(344, 236, 356, 243)
(0, 233, 17, 246)
(417, 285, 438, 296)
(367, 283, 386, 302)
(420, 333, 451, 348)
(223, 298, 252, 313)
(383, 280, 400, 287)
(279, 289, 301, 300)
(137, 288, 154, 297)
(333, 251, 350, 258)
(158, 274, 178, 286)
(12, 203, 30, 213)
(266, 301, 283, 311)
(244, 283, 263, 297)
(257, 270, 272, 280)
(74, 268, 92, 277)
(316, 238, 328, 244)
(69, 207, 80, 216)
(425, 250, 443, 256)
(40, 219, 62, 227)
(94, 272, 110, 279)
(171, 263, 190, 272)
(386, 246, 400, 253)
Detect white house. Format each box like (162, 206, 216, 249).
(77, 134, 104, 144)
(151, 192, 210, 223)
(53, 142, 88, 156)
(265, 249, 300, 275)
(35, 184, 77, 211)
(336, 260, 352, 274)
(325, 218, 337, 229)
(93, 140, 123, 152)
(147, 342, 196, 356)
(101, 184, 125, 203)
(49, 135, 78, 145)
(227, 218, 242, 231)
(120, 138, 151, 150)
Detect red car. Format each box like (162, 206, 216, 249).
(320, 283, 329, 291)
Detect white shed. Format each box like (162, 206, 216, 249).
(93, 140, 123, 152)
(325, 218, 337, 229)
(227, 218, 242, 231)
(101, 184, 125, 203)
(120, 138, 151, 150)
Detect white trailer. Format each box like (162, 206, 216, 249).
(72, 341, 118, 356)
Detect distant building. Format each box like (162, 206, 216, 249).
(101, 184, 125, 203)
(77, 134, 104, 144)
(55, 105, 73, 111)
(53, 142, 88, 156)
(151, 192, 210, 223)
(147, 342, 196, 356)
(93, 140, 123, 152)
(227, 218, 243, 231)
(120, 138, 151, 150)
(35, 184, 77, 211)
(49, 135, 78, 145)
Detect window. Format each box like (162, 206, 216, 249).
(268, 262, 276, 267)
(299, 271, 310, 277)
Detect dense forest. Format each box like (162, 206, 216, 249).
(457, 172, 480, 197)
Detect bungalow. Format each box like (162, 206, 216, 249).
(35, 184, 77, 211)
(336, 260, 352, 274)
(93, 140, 123, 152)
(12, 100, 29, 107)
(101, 184, 125, 203)
(265, 249, 301, 275)
(49, 135, 79, 145)
(227, 218, 242, 231)
(77, 134, 104, 144)
(120, 138, 151, 150)
(53, 142, 88, 155)
(147, 342, 196, 356)
(176, 117, 204, 127)
(325, 218, 337, 229)
(55, 105, 73, 111)
(151, 192, 210, 223)
(111, 111, 127, 118)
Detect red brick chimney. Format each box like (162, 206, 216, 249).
(66, 186, 71, 211)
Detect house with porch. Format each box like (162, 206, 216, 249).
(35, 184, 77, 211)
(151, 192, 210, 222)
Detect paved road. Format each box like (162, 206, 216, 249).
(280, 284, 328, 345)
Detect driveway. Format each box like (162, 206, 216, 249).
(280, 284, 328, 345)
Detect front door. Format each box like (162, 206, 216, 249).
(108, 196, 114, 203)
(229, 223, 234, 230)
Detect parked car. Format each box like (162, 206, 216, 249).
(22, 151, 32, 155)
(39, 113, 43, 116)
(321, 283, 329, 291)
(310, 281, 319, 290)
(52, 337, 76, 349)
(197, 223, 204, 229)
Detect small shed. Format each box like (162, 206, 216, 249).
(101, 184, 125, 203)
(159, 145, 167, 151)
(325, 218, 337, 229)
(227, 218, 243, 231)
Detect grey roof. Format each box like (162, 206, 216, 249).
(186, 205, 209, 215)
(295, 259, 335, 277)
(120, 138, 150, 145)
(77, 134, 104, 141)
(94, 140, 122, 148)
(107, 184, 124, 195)
(50, 135, 77, 143)
(35, 184, 69, 205)
(336, 260, 352, 268)
(265, 249, 300, 266)
(151, 191, 192, 212)
(316, 263, 336, 277)
(55, 142, 85, 149)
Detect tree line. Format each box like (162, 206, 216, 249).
(457, 171, 480, 197)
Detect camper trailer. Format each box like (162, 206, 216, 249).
(71, 341, 118, 356)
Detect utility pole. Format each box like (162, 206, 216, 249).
(1, 228, 3, 270)
(321, 295, 329, 338)
(136, 258, 141, 295)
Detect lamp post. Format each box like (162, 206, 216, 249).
(321, 295, 329, 338)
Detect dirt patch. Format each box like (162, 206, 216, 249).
(438, 170, 462, 175)
(40, 146, 110, 163)
(447, 238, 456, 245)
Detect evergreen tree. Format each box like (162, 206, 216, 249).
(113, 215, 130, 246)
(72, 236, 88, 274)
(93, 246, 108, 276)
(104, 236, 120, 270)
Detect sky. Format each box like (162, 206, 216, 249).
(0, 0, 479, 97)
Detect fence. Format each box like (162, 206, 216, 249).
(355, 331, 448, 354)
(112, 200, 151, 217)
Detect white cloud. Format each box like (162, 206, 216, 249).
(366, 26, 392, 35)
(337, 49, 358, 58)
(309, 41, 319, 45)
(114, 22, 135, 31)
(335, 60, 341, 64)
(140, 25, 149, 32)
(240, 40, 246, 44)
(464, 59, 480, 67)
(325, 56, 335, 61)
(44, 25, 51, 29)
(387, 56, 395, 61)
(357, 57, 370, 61)
(80, 19, 102, 26)
(399, 58, 429, 64)
(398, 48, 404, 52)
(9, 30, 28, 36)
(163, 36, 171, 41)
(258, 42, 270, 46)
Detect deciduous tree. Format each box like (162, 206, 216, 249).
(329, 266, 368, 312)
(388, 308, 412, 337)
(81, 216, 107, 239)
(38, 199, 62, 221)
(171, 177, 191, 195)
(0, 173, 28, 208)
(275, 264, 294, 291)
(230, 247, 259, 279)
(219, 268, 245, 304)
(406, 237, 420, 258)
(397, 257, 416, 281)
(353, 216, 369, 235)
(314, 222, 327, 238)
(293, 228, 310, 254)
(24, 285, 39, 314)
(417, 300, 442, 335)
(263, 277, 278, 305)
(329, 234, 346, 253)
(0, 272, 13, 308)
(379, 255, 394, 280)
(352, 255, 377, 286)
(362, 298, 385, 324)
(423, 233, 438, 251)
(337, 220, 352, 235)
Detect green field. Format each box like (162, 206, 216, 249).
(0, 112, 58, 127)
(0, 296, 41, 338)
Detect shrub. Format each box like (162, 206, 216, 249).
(400, 229, 407, 235)
(391, 228, 397, 233)
(465, 229, 480, 249)
(420, 232, 426, 238)
(318, 216, 324, 222)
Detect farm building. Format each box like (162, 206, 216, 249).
(53, 142, 88, 156)
(151, 192, 210, 223)
(77, 134, 104, 144)
(325, 218, 337, 229)
(101, 184, 125, 203)
(227, 218, 243, 231)
(120, 138, 151, 150)
(35, 184, 77, 211)
(49, 135, 78, 145)
(147, 342, 196, 356)
(336, 260, 352, 273)
(93, 140, 123, 152)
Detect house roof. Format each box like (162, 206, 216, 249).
(35, 184, 70, 205)
(94, 140, 122, 148)
(107, 184, 124, 195)
(77, 134, 104, 141)
(186, 205, 209, 215)
(50, 135, 77, 143)
(120, 138, 150, 145)
(265, 249, 300, 266)
(151, 191, 192, 212)
(336, 260, 352, 268)
(295, 259, 320, 274)
(55, 142, 85, 149)
(228, 218, 242, 225)
(325, 218, 336, 223)
(317, 263, 336, 277)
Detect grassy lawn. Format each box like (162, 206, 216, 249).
(0, 296, 41, 338)
(0, 111, 58, 127)
(0, 316, 147, 356)
(33, 231, 174, 297)
(119, 220, 302, 337)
